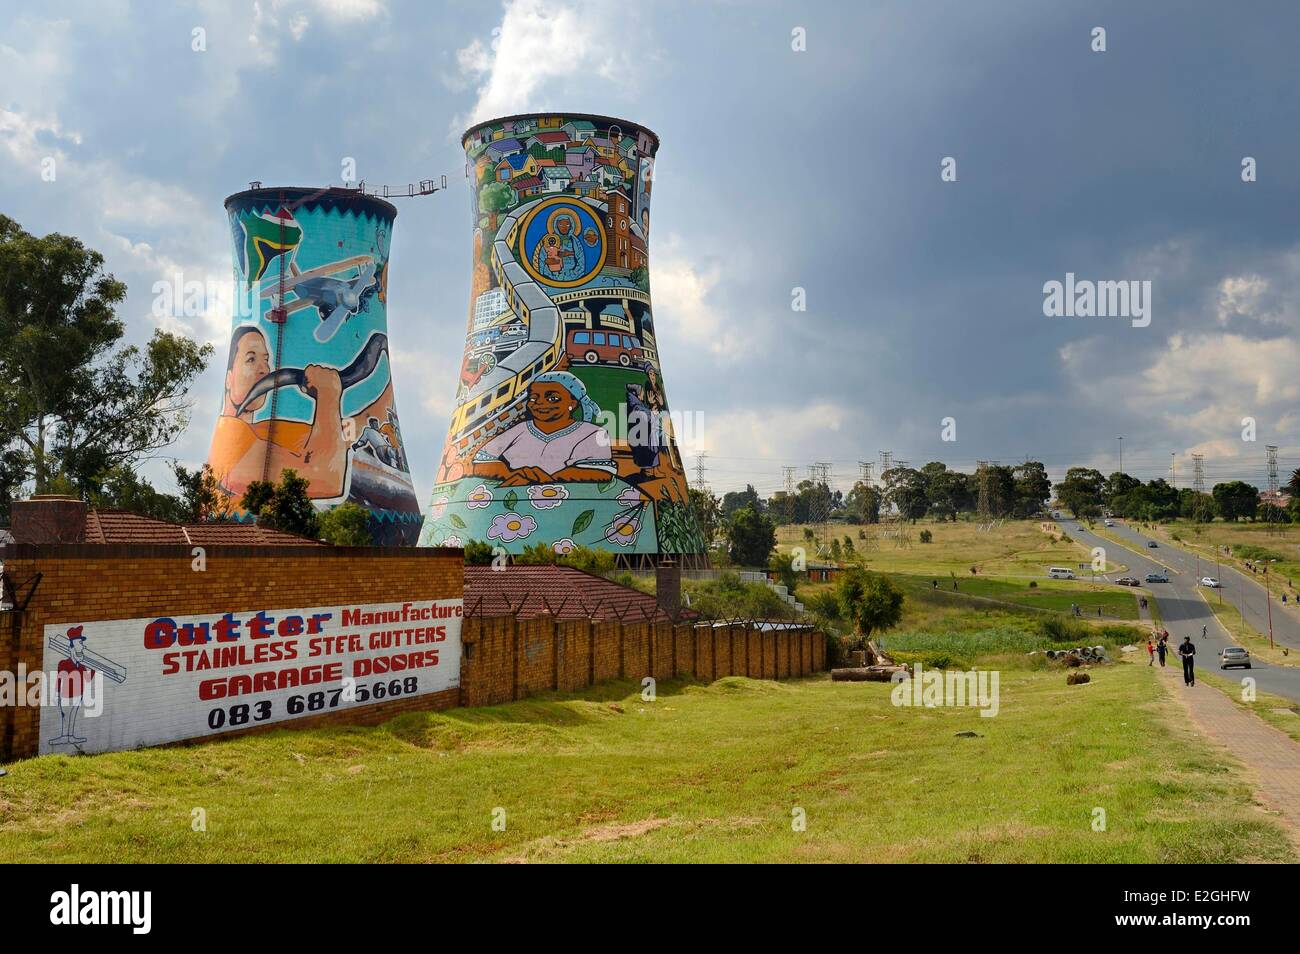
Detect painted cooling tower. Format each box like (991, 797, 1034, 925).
(206, 187, 422, 545)
(419, 113, 704, 565)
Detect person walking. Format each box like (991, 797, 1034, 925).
(1201, 624, 1207, 639)
(1179, 635, 1197, 687)
(1146, 638, 1155, 666)
(1156, 636, 1168, 667)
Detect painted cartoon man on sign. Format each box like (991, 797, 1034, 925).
(50, 627, 95, 748)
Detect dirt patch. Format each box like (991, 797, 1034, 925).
(501, 817, 671, 862)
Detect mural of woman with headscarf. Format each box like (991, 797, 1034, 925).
(530, 208, 586, 283)
(471, 371, 615, 487)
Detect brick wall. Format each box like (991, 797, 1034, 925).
(461, 615, 828, 708)
(0, 543, 463, 760)
(0, 544, 829, 761)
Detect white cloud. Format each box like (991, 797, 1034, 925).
(454, 0, 640, 127)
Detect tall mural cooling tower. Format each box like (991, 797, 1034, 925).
(419, 113, 705, 565)
(206, 187, 422, 545)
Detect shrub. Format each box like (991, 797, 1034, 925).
(1066, 671, 1091, 685)
(919, 529, 933, 543)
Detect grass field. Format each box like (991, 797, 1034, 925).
(778, 519, 1113, 577)
(779, 520, 1140, 622)
(1, 664, 1291, 863)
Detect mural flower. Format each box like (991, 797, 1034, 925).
(552, 537, 576, 555)
(528, 484, 569, 510)
(617, 487, 645, 508)
(428, 495, 450, 519)
(605, 512, 640, 547)
(444, 534, 464, 548)
(488, 512, 537, 543)
(466, 484, 493, 509)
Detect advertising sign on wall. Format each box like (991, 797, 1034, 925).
(39, 599, 463, 755)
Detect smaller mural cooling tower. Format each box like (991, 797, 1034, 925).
(206, 187, 422, 545)
(419, 113, 705, 565)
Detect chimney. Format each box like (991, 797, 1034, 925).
(656, 556, 681, 617)
(10, 495, 88, 544)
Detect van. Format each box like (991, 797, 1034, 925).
(1048, 567, 1076, 580)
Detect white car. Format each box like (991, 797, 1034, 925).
(1200, 577, 1221, 588)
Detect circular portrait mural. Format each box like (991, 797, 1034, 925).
(518, 197, 606, 288)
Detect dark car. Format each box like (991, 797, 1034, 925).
(1115, 577, 1141, 586)
(1146, 541, 1158, 548)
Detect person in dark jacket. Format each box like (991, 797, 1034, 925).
(1178, 635, 1196, 686)
(1156, 636, 1168, 667)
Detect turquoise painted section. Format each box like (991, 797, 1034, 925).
(207, 188, 422, 545)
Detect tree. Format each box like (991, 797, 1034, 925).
(882, 466, 927, 522)
(769, 549, 801, 593)
(725, 505, 777, 567)
(318, 502, 372, 546)
(171, 462, 233, 523)
(240, 469, 320, 539)
(721, 484, 763, 518)
(1103, 471, 1141, 505)
(1212, 481, 1259, 522)
(834, 568, 904, 650)
(1288, 468, 1300, 499)
(463, 540, 495, 565)
(1012, 461, 1052, 516)
(688, 487, 722, 544)
(0, 215, 211, 496)
(845, 480, 881, 524)
(86, 465, 186, 523)
(1055, 467, 1105, 518)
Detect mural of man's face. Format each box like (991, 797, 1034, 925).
(527, 381, 575, 425)
(557, 216, 572, 236)
(227, 330, 271, 413)
(71, 640, 86, 663)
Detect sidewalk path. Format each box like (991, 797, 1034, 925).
(1157, 662, 1300, 850)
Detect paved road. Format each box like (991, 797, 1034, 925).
(1063, 520, 1300, 704)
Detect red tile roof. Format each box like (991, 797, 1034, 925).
(83, 510, 325, 547)
(464, 565, 685, 620)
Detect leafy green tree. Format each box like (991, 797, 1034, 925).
(688, 487, 722, 544)
(240, 469, 320, 539)
(726, 505, 777, 567)
(834, 568, 904, 650)
(769, 549, 801, 593)
(1288, 468, 1300, 499)
(1055, 467, 1105, 518)
(463, 540, 495, 565)
(1012, 461, 1052, 517)
(1103, 471, 1141, 505)
(0, 215, 210, 496)
(318, 502, 372, 546)
(721, 484, 763, 518)
(882, 466, 927, 522)
(86, 465, 186, 522)
(845, 479, 881, 524)
(1212, 481, 1259, 522)
(171, 462, 233, 523)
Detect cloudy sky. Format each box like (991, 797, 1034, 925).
(2, 0, 1299, 500)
